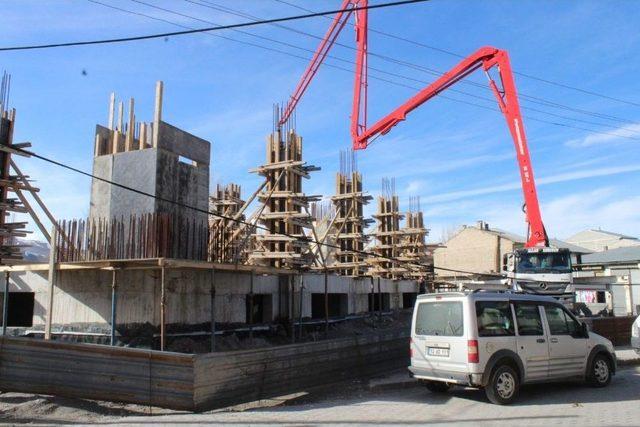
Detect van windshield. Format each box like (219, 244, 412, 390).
(415, 301, 463, 336)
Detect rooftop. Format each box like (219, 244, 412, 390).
(581, 246, 640, 265)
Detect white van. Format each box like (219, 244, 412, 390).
(409, 291, 616, 404)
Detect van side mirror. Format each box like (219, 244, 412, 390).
(579, 322, 589, 338)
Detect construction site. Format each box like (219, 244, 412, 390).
(0, 0, 639, 419)
(0, 78, 433, 353)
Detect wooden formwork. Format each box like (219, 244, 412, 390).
(208, 183, 248, 263)
(94, 82, 163, 157)
(398, 198, 433, 281)
(328, 151, 373, 277)
(248, 129, 320, 269)
(369, 179, 407, 279)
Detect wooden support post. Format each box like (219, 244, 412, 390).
(160, 266, 166, 351)
(110, 269, 117, 346)
(125, 98, 134, 151)
(153, 81, 163, 148)
(108, 92, 115, 130)
(2, 271, 8, 336)
(44, 227, 57, 340)
(210, 268, 216, 352)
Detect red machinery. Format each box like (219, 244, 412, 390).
(279, 0, 368, 142)
(279, 2, 548, 248)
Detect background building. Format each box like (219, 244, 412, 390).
(566, 229, 640, 253)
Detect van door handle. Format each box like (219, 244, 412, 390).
(550, 338, 559, 343)
(536, 338, 546, 343)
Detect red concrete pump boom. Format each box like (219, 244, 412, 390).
(279, 0, 368, 142)
(355, 46, 548, 248)
(278, 3, 547, 248)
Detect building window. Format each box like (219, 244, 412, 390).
(0, 292, 35, 327)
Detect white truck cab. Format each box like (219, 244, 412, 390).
(504, 247, 574, 301)
(409, 291, 616, 404)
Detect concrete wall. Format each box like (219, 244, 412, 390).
(434, 226, 518, 277)
(89, 121, 210, 224)
(8, 268, 419, 329)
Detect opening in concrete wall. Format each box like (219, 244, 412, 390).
(369, 292, 391, 312)
(178, 155, 197, 166)
(311, 293, 348, 318)
(245, 294, 273, 324)
(402, 292, 418, 309)
(0, 292, 35, 327)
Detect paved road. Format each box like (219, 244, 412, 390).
(2, 366, 639, 425)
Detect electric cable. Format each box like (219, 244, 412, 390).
(0, 0, 430, 52)
(273, 0, 640, 109)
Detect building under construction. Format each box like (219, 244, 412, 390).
(0, 85, 431, 351)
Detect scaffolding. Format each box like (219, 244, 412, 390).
(328, 151, 372, 277)
(249, 110, 320, 269)
(368, 178, 407, 279)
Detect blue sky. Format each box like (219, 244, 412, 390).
(2, 0, 640, 243)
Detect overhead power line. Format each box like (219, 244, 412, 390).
(0, 0, 430, 52)
(87, 0, 640, 142)
(273, 0, 640, 109)
(177, 0, 639, 131)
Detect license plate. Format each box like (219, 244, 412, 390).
(427, 347, 449, 357)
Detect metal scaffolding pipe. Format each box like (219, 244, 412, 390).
(110, 269, 117, 346)
(160, 266, 166, 351)
(210, 268, 216, 352)
(2, 271, 8, 335)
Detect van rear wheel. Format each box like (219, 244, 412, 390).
(485, 365, 519, 405)
(423, 380, 452, 393)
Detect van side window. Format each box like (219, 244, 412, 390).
(476, 301, 514, 336)
(544, 304, 578, 335)
(513, 303, 544, 336)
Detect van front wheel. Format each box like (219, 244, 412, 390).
(423, 380, 452, 393)
(485, 365, 519, 405)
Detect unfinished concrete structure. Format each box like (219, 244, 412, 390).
(90, 82, 210, 225)
(329, 151, 372, 277)
(368, 178, 407, 279)
(248, 118, 320, 269)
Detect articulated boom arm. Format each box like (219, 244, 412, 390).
(279, 0, 368, 140)
(355, 46, 548, 248)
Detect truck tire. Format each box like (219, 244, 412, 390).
(423, 381, 452, 393)
(485, 364, 519, 405)
(587, 354, 612, 387)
